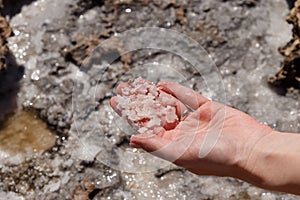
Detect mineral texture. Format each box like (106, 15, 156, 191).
(116, 77, 179, 134)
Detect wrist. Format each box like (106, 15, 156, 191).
(240, 130, 279, 187)
(237, 130, 300, 194)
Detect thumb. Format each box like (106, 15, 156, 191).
(130, 131, 188, 163)
(130, 133, 170, 153)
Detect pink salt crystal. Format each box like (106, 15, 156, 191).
(121, 87, 130, 95)
(116, 77, 179, 134)
(165, 106, 178, 123)
(138, 127, 148, 134)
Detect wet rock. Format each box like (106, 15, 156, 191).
(0, 111, 57, 164)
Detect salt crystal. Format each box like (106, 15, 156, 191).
(116, 77, 179, 134)
(138, 127, 148, 133)
(166, 106, 177, 123)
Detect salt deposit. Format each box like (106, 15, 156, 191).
(2, 0, 299, 199)
(116, 77, 179, 134)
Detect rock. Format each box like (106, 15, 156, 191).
(0, 15, 13, 72)
(0, 9, 24, 122)
(72, 179, 96, 200)
(63, 31, 132, 69)
(44, 181, 60, 193)
(0, 111, 57, 164)
(0, 191, 23, 200)
(269, 0, 300, 91)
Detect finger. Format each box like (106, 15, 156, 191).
(130, 133, 169, 151)
(157, 81, 209, 110)
(110, 96, 122, 115)
(130, 130, 195, 163)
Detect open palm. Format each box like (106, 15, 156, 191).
(110, 81, 273, 178)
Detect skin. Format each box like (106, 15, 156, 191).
(110, 81, 300, 195)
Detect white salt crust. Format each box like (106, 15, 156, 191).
(117, 77, 179, 134)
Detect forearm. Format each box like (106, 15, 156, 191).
(240, 130, 300, 195)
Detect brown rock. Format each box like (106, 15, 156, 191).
(63, 30, 132, 69)
(269, 0, 300, 90)
(0, 15, 13, 72)
(72, 179, 99, 200)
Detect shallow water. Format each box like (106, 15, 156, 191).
(0, 111, 56, 164)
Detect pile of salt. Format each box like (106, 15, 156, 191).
(117, 77, 179, 134)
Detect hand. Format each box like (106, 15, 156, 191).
(110, 81, 273, 178)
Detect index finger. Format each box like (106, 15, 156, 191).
(157, 81, 209, 110)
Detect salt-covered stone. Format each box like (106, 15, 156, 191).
(117, 77, 179, 134)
